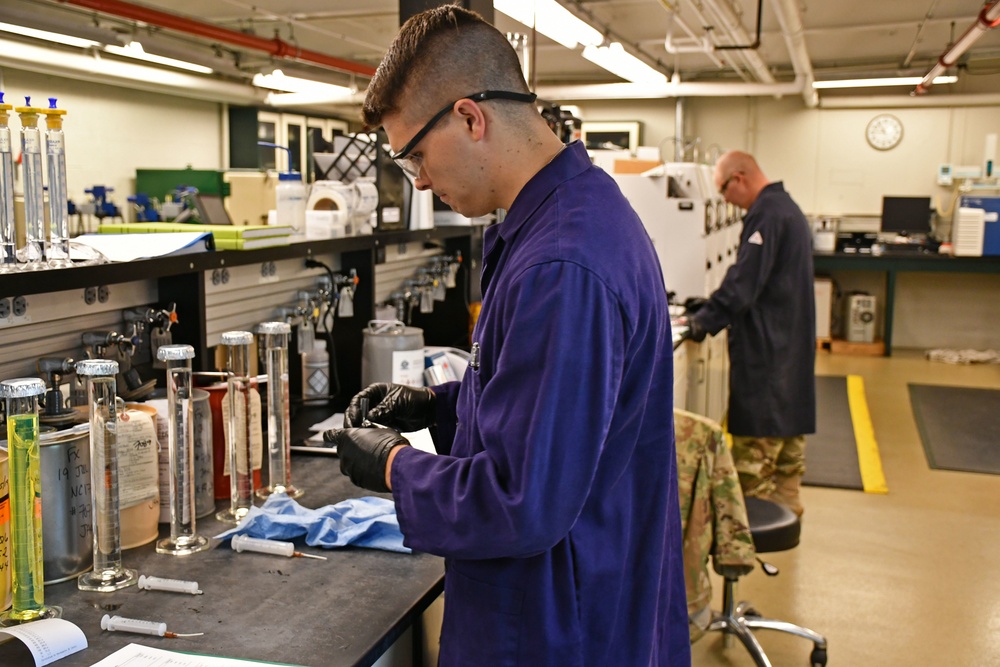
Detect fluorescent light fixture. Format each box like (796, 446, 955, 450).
(494, 0, 603, 49)
(582, 43, 667, 85)
(103, 41, 212, 74)
(813, 75, 958, 89)
(0, 21, 100, 49)
(252, 69, 352, 96)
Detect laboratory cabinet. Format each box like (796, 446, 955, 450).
(684, 332, 729, 424)
(0, 227, 475, 413)
(611, 164, 736, 423)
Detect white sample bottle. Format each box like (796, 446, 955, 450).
(302, 339, 330, 406)
(276, 172, 306, 236)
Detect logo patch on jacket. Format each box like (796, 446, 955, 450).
(747, 230, 764, 245)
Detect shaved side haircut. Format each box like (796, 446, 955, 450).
(363, 5, 531, 129)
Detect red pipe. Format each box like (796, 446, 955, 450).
(914, 0, 1000, 94)
(59, 0, 377, 77)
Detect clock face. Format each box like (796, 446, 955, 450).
(866, 114, 903, 150)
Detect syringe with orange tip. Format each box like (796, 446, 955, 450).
(101, 614, 204, 638)
(231, 534, 328, 560)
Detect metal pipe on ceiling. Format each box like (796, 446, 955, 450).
(58, 0, 377, 77)
(668, 1, 753, 82)
(768, 0, 817, 107)
(915, 0, 1000, 94)
(694, 0, 775, 83)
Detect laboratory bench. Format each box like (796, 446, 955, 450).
(813, 251, 1000, 355)
(17, 451, 445, 667)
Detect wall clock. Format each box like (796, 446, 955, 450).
(865, 114, 903, 151)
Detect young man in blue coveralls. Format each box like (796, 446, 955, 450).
(325, 6, 691, 665)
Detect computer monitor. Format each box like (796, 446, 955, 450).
(880, 196, 932, 237)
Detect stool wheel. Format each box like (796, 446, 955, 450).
(810, 647, 827, 666)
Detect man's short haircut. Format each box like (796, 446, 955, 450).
(363, 4, 531, 129)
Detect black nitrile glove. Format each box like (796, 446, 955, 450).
(343, 383, 436, 431)
(323, 427, 410, 493)
(683, 296, 709, 314)
(687, 317, 708, 343)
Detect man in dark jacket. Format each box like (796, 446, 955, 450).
(687, 150, 816, 516)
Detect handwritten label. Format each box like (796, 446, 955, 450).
(50, 440, 92, 541)
(116, 410, 159, 507)
(193, 399, 214, 516)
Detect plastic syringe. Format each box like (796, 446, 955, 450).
(101, 614, 204, 638)
(138, 574, 203, 595)
(230, 534, 328, 560)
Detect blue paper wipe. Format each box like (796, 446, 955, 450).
(215, 494, 411, 554)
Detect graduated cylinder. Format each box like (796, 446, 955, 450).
(75, 359, 138, 592)
(0, 378, 61, 625)
(256, 322, 302, 499)
(155, 345, 208, 556)
(217, 331, 257, 524)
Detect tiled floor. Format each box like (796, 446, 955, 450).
(690, 350, 1000, 666)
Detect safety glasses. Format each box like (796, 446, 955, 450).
(389, 90, 538, 178)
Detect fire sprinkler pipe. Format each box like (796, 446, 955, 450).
(914, 0, 1000, 94)
(58, 0, 377, 77)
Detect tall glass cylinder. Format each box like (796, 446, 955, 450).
(75, 359, 138, 591)
(0, 93, 16, 273)
(256, 322, 302, 499)
(155, 344, 208, 556)
(216, 331, 256, 524)
(15, 99, 45, 269)
(0, 378, 61, 625)
(43, 98, 70, 267)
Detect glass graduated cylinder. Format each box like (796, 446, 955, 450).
(79, 373, 137, 591)
(45, 127, 70, 264)
(0, 124, 15, 269)
(1, 404, 60, 625)
(257, 327, 301, 499)
(18, 124, 46, 265)
(218, 337, 256, 524)
(155, 355, 208, 556)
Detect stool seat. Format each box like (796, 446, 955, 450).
(745, 496, 800, 554)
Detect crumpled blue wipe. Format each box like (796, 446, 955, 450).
(214, 493, 411, 554)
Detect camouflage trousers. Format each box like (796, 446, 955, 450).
(731, 435, 807, 499)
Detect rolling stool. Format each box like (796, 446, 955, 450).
(707, 496, 828, 667)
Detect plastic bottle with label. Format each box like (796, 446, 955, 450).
(302, 339, 330, 406)
(276, 172, 306, 236)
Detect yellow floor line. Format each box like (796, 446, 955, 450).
(847, 374, 888, 494)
